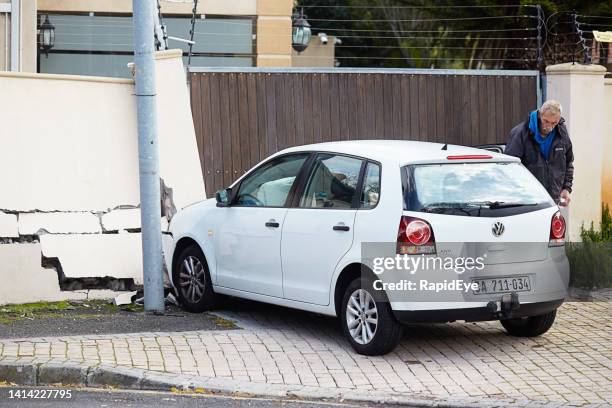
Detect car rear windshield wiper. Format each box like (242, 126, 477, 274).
(419, 202, 478, 216)
(486, 201, 538, 209)
(420, 201, 538, 215)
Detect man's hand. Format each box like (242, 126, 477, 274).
(559, 189, 571, 207)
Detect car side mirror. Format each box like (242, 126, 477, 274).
(215, 188, 231, 207)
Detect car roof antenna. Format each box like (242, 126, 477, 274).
(441, 143, 448, 150)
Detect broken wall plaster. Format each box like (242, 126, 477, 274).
(1, 52, 202, 301)
(39, 234, 145, 283)
(100, 208, 141, 232)
(0, 242, 139, 305)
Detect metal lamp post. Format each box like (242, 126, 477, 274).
(133, 0, 164, 313)
(292, 8, 311, 53)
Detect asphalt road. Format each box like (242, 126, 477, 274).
(0, 387, 381, 408)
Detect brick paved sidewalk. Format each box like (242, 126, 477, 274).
(0, 301, 610, 406)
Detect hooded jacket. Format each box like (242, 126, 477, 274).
(505, 115, 574, 201)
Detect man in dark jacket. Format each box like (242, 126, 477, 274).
(505, 100, 574, 206)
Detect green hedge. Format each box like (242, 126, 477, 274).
(566, 204, 612, 289)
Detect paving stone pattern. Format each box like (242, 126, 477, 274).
(0, 301, 610, 406)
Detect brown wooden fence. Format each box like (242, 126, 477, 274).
(189, 68, 539, 193)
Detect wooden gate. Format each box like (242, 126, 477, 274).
(189, 68, 539, 193)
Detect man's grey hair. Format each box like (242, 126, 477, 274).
(539, 100, 562, 116)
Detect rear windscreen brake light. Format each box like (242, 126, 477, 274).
(446, 155, 493, 160)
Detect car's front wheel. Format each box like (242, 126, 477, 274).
(340, 278, 403, 355)
(173, 244, 219, 312)
(500, 310, 557, 337)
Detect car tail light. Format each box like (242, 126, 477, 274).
(549, 211, 566, 247)
(397, 216, 436, 255)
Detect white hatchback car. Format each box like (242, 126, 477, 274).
(166, 141, 569, 355)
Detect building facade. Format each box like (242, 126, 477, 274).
(1, 0, 293, 77)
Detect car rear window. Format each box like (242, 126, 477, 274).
(403, 162, 554, 217)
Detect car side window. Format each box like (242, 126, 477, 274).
(235, 154, 309, 207)
(299, 154, 363, 209)
(360, 162, 381, 209)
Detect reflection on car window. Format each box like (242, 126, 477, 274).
(405, 162, 554, 212)
(300, 154, 363, 209)
(235, 154, 308, 207)
(360, 163, 380, 209)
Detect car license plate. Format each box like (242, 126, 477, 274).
(472, 276, 531, 295)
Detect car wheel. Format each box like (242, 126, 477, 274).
(340, 278, 403, 356)
(173, 244, 219, 313)
(500, 310, 557, 337)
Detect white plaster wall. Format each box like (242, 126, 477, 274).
(0, 242, 139, 305)
(0, 74, 140, 212)
(0, 243, 70, 304)
(18, 212, 101, 235)
(39, 234, 144, 283)
(546, 63, 606, 240)
(0, 51, 205, 303)
(101, 208, 141, 231)
(154, 51, 207, 206)
(0, 212, 19, 238)
(603, 79, 612, 208)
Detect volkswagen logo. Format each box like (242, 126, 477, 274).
(492, 221, 505, 237)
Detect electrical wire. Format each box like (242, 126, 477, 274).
(41, 48, 534, 62)
(298, 4, 532, 9)
(331, 45, 538, 50)
(305, 15, 536, 23)
(191, 31, 536, 40)
(39, 8, 546, 68)
(576, 15, 612, 19)
(309, 27, 537, 34)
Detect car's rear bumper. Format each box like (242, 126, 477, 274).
(392, 299, 563, 324)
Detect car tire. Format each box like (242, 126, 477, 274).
(340, 278, 403, 356)
(500, 310, 557, 337)
(173, 244, 219, 313)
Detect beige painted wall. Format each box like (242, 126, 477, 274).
(292, 35, 336, 67)
(12, 0, 294, 72)
(546, 63, 607, 240)
(603, 79, 612, 208)
(37, 0, 292, 19)
(256, 15, 291, 67)
(37, 0, 294, 68)
(38, 0, 257, 15)
(21, 0, 36, 72)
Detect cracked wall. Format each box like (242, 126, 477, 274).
(0, 50, 206, 305)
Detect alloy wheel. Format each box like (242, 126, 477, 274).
(179, 256, 206, 303)
(346, 288, 378, 344)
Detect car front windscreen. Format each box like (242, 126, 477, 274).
(404, 161, 554, 216)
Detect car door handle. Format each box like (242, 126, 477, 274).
(333, 225, 350, 231)
(265, 220, 280, 228)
